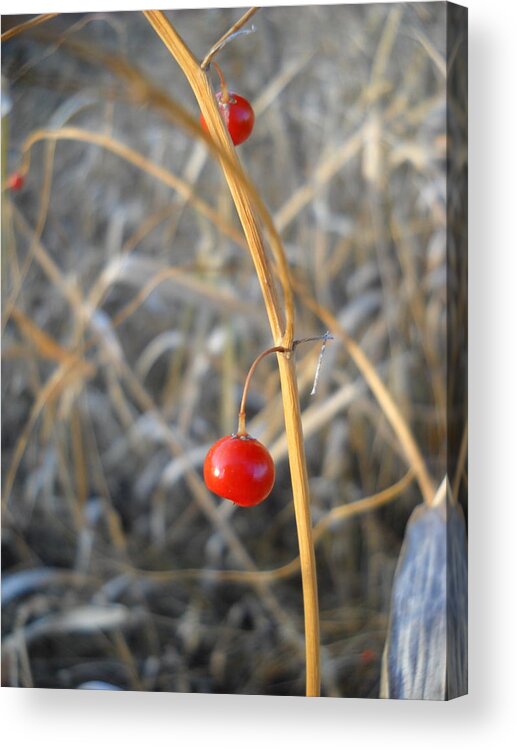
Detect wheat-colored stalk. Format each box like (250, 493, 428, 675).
(143, 10, 320, 697)
(200, 7, 259, 71)
(0, 13, 59, 42)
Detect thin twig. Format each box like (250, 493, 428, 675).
(238, 346, 289, 435)
(310, 331, 331, 396)
(237, 336, 332, 433)
(19, 126, 246, 250)
(200, 7, 259, 70)
(1, 13, 58, 42)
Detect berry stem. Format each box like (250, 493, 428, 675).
(200, 7, 259, 71)
(238, 345, 289, 435)
(211, 61, 230, 104)
(237, 334, 333, 435)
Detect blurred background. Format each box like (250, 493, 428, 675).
(2, 3, 462, 696)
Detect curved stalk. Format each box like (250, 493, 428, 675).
(238, 346, 289, 436)
(143, 10, 320, 696)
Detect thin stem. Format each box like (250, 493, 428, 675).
(1, 13, 58, 42)
(200, 7, 259, 70)
(144, 10, 320, 696)
(293, 335, 334, 347)
(238, 335, 333, 434)
(18, 126, 245, 250)
(238, 346, 289, 435)
(211, 61, 229, 103)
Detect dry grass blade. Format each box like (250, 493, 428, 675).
(90, 263, 260, 326)
(1, 13, 59, 42)
(293, 279, 436, 506)
(10, 306, 76, 365)
(3, 605, 135, 654)
(127, 469, 415, 585)
(274, 126, 366, 233)
(2, 357, 94, 509)
(3, 140, 57, 331)
(20, 127, 246, 250)
(200, 7, 259, 70)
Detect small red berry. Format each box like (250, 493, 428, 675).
(200, 91, 255, 146)
(360, 649, 376, 666)
(6, 172, 24, 191)
(204, 433, 275, 507)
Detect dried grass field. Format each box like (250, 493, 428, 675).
(1, 4, 466, 697)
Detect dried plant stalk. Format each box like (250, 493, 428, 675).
(0, 13, 58, 42)
(20, 127, 246, 249)
(200, 7, 259, 70)
(132, 468, 415, 586)
(143, 10, 320, 696)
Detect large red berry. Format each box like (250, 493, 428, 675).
(200, 91, 255, 146)
(203, 433, 275, 506)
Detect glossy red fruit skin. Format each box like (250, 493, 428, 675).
(200, 91, 255, 146)
(204, 434, 275, 506)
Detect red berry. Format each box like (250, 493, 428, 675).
(360, 649, 376, 666)
(200, 91, 255, 146)
(6, 172, 24, 191)
(204, 433, 275, 506)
